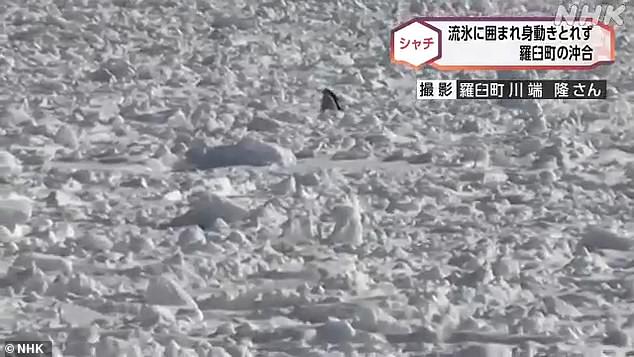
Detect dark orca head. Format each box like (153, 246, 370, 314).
(320, 88, 342, 112)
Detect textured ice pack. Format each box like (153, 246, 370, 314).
(0, 193, 32, 227)
(186, 137, 296, 169)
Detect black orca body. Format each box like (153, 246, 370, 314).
(320, 88, 342, 112)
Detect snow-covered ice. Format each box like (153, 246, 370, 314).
(0, 0, 632, 356)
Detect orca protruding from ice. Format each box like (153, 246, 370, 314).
(320, 88, 342, 112)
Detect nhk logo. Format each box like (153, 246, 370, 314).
(554, 1, 629, 26)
